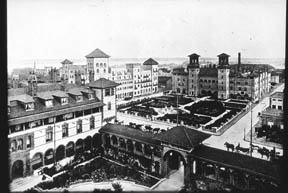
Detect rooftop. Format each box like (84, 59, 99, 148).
(155, 126, 211, 150)
(85, 48, 110, 58)
(143, 58, 159, 65)
(99, 123, 160, 146)
(191, 145, 280, 181)
(188, 53, 200, 58)
(217, 53, 230, 57)
(270, 92, 283, 99)
(88, 78, 120, 89)
(61, 59, 73, 64)
(8, 94, 34, 104)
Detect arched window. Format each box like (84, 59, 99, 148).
(96, 63, 99, 67)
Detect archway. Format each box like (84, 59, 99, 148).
(92, 133, 102, 149)
(127, 139, 134, 153)
(111, 135, 118, 146)
(66, 142, 75, 157)
(204, 164, 216, 180)
(104, 134, 111, 148)
(84, 136, 92, 151)
(44, 149, 54, 165)
(163, 150, 186, 172)
(31, 153, 43, 170)
(76, 139, 84, 153)
(11, 160, 24, 179)
(56, 145, 65, 161)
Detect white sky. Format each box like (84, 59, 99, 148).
(8, 0, 286, 64)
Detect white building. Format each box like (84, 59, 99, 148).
(8, 76, 118, 180)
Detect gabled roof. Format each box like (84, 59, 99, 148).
(36, 91, 54, 100)
(188, 53, 200, 58)
(67, 87, 83, 96)
(8, 94, 35, 104)
(143, 58, 158, 65)
(99, 123, 160, 146)
(85, 48, 110, 58)
(51, 90, 69, 98)
(155, 126, 211, 150)
(217, 53, 230, 57)
(191, 145, 280, 181)
(199, 68, 218, 77)
(88, 78, 120, 89)
(61, 59, 73, 64)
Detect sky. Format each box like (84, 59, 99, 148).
(8, 0, 286, 71)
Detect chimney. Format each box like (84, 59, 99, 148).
(238, 52, 241, 65)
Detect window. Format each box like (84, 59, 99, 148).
(230, 87, 233, 90)
(17, 139, 23, 150)
(244, 87, 247, 91)
(46, 127, 53, 142)
(25, 103, 34, 111)
(278, 106, 282, 110)
(108, 102, 112, 110)
(105, 88, 111, 96)
(61, 97, 68, 105)
(64, 113, 74, 120)
(238, 87, 241, 91)
(100, 63, 103, 67)
(221, 76, 224, 79)
(104, 63, 106, 67)
(76, 95, 83, 102)
(90, 116, 95, 129)
(45, 100, 53, 107)
(26, 136, 32, 149)
(31, 120, 42, 128)
(237, 82, 240, 85)
(10, 140, 17, 152)
(76, 119, 82, 133)
(97, 69, 99, 73)
(212, 80, 215, 83)
(62, 123, 69, 138)
(96, 63, 99, 67)
(88, 93, 94, 100)
(272, 105, 276, 109)
(245, 82, 248, 85)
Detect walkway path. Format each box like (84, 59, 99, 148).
(152, 165, 184, 192)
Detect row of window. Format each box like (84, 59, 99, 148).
(87, 63, 107, 68)
(9, 107, 101, 134)
(10, 136, 32, 152)
(271, 105, 282, 110)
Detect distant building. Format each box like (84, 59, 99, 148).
(172, 52, 271, 101)
(59, 59, 87, 85)
(110, 66, 133, 99)
(260, 92, 283, 128)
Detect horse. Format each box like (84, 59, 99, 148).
(257, 147, 270, 159)
(235, 143, 250, 154)
(224, 142, 234, 152)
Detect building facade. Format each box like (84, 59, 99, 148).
(260, 92, 284, 128)
(59, 59, 87, 85)
(172, 52, 271, 101)
(8, 75, 118, 180)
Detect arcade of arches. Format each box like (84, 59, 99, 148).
(10, 124, 280, 191)
(10, 133, 102, 180)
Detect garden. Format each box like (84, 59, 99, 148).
(157, 113, 211, 126)
(204, 109, 239, 129)
(184, 100, 226, 117)
(34, 155, 159, 191)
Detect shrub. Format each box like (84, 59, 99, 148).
(112, 182, 123, 193)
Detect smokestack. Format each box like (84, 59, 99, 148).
(238, 52, 241, 65)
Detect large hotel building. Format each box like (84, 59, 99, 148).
(172, 53, 271, 101)
(59, 48, 159, 100)
(8, 71, 119, 180)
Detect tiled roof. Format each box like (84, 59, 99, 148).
(191, 145, 280, 181)
(51, 90, 69, 98)
(88, 78, 120, 89)
(217, 53, 230, 57)
(270, 92, 283, 99)
(61, 59, 73, 64)
(143, 58, 158, 65)
(188, 53, 200, 58)
(199, 68, 218, 77)
(8, 94, 35, 104)
(99, 123, 160, 146)
(36, 91, 54, 100)
(155, 126, 211, 150)
(85, 48, 110, 58)
(67, 87, 83, 96)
